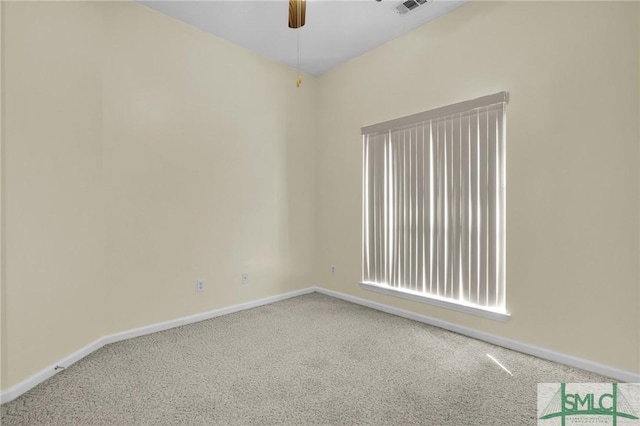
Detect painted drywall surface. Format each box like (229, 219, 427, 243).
(315, 1, 640, 373)
(0, 0, 6, 391)
(2, 2, 108, 388)
(102, 2, 316, 333)
(1, 1, 316, 391)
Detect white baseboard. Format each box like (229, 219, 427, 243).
(102, 287, 315, 345)
(0, 337, 106, 405)
(2, 285, 638, 404)
(0, 287, 315, 404)
(315, 287, 640, 383)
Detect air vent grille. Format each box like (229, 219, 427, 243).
(403, 0, 418, 10)
(395, 0, 430, 15)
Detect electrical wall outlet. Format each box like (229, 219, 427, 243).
(241, 273, 249, 284)
(331, 265, 336, 275)
(196, 280, 205, 292)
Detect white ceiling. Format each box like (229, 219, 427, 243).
(139, 0, 468, 76)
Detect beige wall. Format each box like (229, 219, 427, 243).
(3, 1, 107, 390)
(314, 1, 640, 373)
(0, 0, 7, 391)
(1, 1, 316, 391)
(101, 3, 316, 334)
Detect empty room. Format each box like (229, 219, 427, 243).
(1, 0, 639, 424)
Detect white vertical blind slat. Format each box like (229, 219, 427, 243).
(498, 109, 506, 310)
(451, 116, 461, 301)
(436, 119, 445, 297)
(469, 111, 478, 304)
(478, 108, 488, 307)
(392, 131, 399, 286)
(405, 129, 416, 290)
(416, 125, 424, 293)
(460, 114, 470, 303)
(372, 136, 379, 283)
(420, 124, 427, 293)
(488, 109, 498, 306)
(428, 121, 435, 294)
(403, 130, 408, 288)
(363, 136, 369, 282)
(443, 118, 449, 298)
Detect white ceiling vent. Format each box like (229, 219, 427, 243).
(395, 0, 429, 15)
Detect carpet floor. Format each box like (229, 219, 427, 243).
(1, 293, 610, 425)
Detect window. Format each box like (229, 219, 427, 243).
(361, 92, 509, 321)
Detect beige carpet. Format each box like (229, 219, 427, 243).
(1, 293, 610, 425)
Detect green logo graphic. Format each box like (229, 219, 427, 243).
(539, 383, 639, 426)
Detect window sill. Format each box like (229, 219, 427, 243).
(359, 282, 511, 322)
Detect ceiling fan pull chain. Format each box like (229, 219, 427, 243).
(297, 30, 302, 88)
(289, 0, 305, 88)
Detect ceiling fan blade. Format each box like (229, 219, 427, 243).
(288, 0, 306, 29)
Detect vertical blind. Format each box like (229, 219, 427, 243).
(361, 92, 508, 313)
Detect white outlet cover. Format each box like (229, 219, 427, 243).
(241, 273, 249, 284)
(197, 280, 205, 292)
